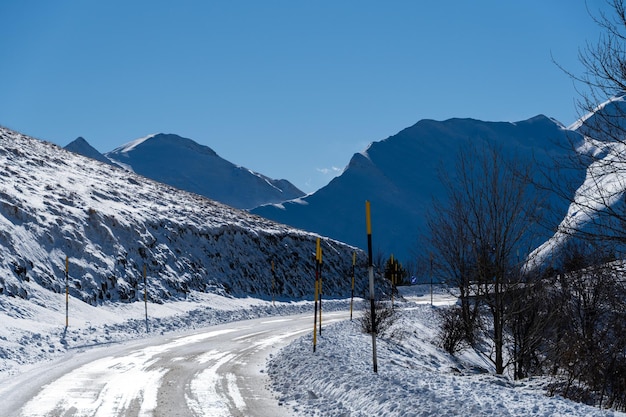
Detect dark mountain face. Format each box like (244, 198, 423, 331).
(104, 133, 304, 210)
(253, 116, 581, 263)
(64, 137, 117, 166)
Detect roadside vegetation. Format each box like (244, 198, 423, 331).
(411, 2, 626, 410)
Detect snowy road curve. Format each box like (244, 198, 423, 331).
(0, 311, 348, 417)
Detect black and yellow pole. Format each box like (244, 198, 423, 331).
(313, 238, 321, 352)
(318, 244, 323, 336)
(366, 201, 378, 373)
(350, 251, 356, 321)
(65, 256, 69, 328)
(144, 264, 149, 333)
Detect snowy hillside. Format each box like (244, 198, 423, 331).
(531, 95, 626, 263)
(104, 133, 305, 209)
(253, 115, 580, 263)
(0, 126, 367, 305)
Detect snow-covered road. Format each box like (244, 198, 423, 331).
(0, 311, 349, 417)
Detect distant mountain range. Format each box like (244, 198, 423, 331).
(65, 133, 304, 210)
(253, 115, 581, 262)
(64, 106, 622, 265)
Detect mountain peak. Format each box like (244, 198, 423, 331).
(66, 136, 94, 150)
(111, 133, 219, 158)
(74, 136, 88, 144)
(64, 136, 115, 166)
(105, 133, 303, 209)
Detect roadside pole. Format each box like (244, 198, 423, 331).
(430, 253, 434, 306)
(144, 264, 149, 333)
(391, 254, 395, 309)
(271, 260, 276, 307)
(350, 251, 356, 321)
(318, 244, 322, 336)
(366, 201, 378, 373)
(313, 238, 321, 352)
(65, 256, 69, 328)
(393, 258, 398, 308)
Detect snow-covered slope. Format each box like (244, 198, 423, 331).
(0, 126, 365, 306)
(253, 115, 579, 262)
(269, 288, 623, 417)
(104, 133, 304, 209)
(531, 95, 626, 263)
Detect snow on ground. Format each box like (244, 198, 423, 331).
(268, 285, 626, 417)
(1, 284, 624, 416)
(0, 281, 345, 378)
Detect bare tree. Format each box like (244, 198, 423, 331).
(545, 241, 626, 410)
(545, 0, 626, 251)
(427, 143, 545, 374)
(529, 3, 626, 407)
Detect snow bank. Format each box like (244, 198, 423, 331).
(0, 282, 347, 377)
(1, 283, 623, 417)
(268, 291, 624, 417)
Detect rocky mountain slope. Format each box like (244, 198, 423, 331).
(0, 127, 365, 306)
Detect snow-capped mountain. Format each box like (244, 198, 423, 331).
(104, 133, 305, 209)
(0, 126, 365, 306)
(253, 115, 581, 263)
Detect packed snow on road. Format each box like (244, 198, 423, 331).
(0, 284, 624, 416)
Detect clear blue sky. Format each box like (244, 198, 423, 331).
(0, 1, 610, 193)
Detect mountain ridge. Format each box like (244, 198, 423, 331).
(65, 133, 305, 210)
(253, 114, 581, 263)
(530, 95, 626, 264)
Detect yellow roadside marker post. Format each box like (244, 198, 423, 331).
(65, 256, 69, 328)
(313, 238, 321, 352)
(144, 264, 149, 333)
(366, 201, 378, 372)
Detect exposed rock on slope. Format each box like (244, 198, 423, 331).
(0, 127, 364, 305)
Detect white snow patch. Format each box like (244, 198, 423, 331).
(568, 96, 625, 131)
(20, 352, 166, 417)
(268, 288, 625, 417)
(186, 351, 237, 416)
(110, 134, 157, 154)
